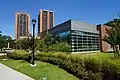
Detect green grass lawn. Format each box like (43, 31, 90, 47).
(72, 52, 114, 59)
(0, 60, 78, 80)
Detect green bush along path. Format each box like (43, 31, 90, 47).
(8, 50, 120, 80)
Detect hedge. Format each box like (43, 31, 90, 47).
(8, 50, 120, 80)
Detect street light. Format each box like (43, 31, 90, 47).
(31, 19, 36, 66)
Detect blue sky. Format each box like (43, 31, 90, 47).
(0, 0, 120, 38)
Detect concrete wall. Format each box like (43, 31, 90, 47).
(48, 19, 99, 35)
(71, 20, 99, 33)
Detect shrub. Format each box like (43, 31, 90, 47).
(8, 50, 120, 80)
(8, 50, 28, 60)
(101, 59, 120, 80)
(84, 57, 102, 73)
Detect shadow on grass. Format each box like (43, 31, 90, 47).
(103, 51, 114, 53)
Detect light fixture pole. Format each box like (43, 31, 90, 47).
(31, 19, 36, 65)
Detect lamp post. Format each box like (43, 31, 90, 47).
(31, 19, 36, 65)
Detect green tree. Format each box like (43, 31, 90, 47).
(15, 39, 29, 50)
(53, 41, 71, 52)
(0, 32, 5, 50)
(15, 37, 38, 50)
(0, 31, 13, 50)
(104, 18, 120, 58)
(44, 34, 54, 46)
(2, 35, 13, 48)
(35, 39, 47, 51)
(36, 34, 71, 52)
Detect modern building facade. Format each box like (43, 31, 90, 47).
(38, 10, 54, 37)
(15, 12, 30, 39)
(41, 19, 101, 53)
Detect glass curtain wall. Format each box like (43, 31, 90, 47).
(55, 31, 71, 44)
(71, 30, 100, 52)
(54, 30, 100, 52)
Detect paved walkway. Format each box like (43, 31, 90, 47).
(0, 63, 34, 80)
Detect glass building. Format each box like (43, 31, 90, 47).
(41, 19, 100, 53)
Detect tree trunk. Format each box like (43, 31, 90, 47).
(115, 45, 119, 58)
(112, 45, 116, 57)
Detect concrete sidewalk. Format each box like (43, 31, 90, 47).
(0, 63, 34, 80)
